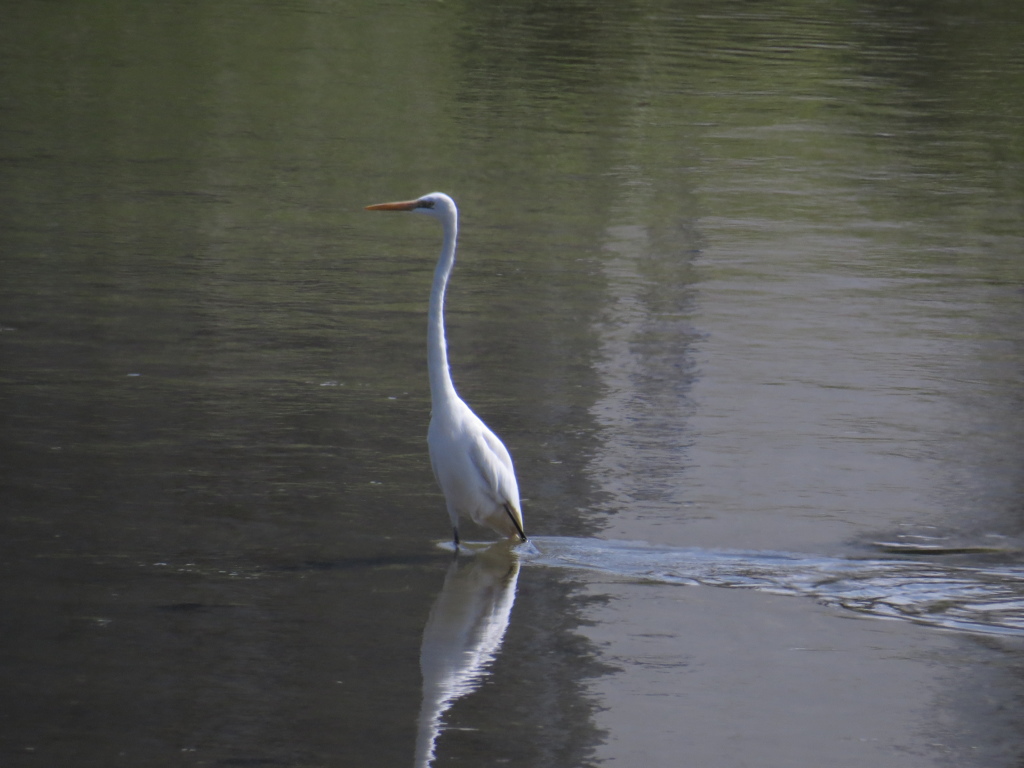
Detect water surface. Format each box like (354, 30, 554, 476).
(2, 1, 1024, 766)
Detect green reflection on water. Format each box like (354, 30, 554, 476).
(2, 0, 1023, 766)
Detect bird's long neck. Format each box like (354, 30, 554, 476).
(428, 211, 459, 408)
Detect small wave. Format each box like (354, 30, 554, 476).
(522, 537, 1024, 637)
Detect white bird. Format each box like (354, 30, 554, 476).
(366, 192, 527, 547)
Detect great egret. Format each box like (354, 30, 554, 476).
(366, 192, 527, 546)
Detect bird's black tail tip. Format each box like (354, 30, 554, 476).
(503, 503, 527, 543)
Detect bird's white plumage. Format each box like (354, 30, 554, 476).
(428, 396, 523, 541)
(366, 192, 526, 545)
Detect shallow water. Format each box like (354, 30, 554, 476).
(3, 0, 1024, 766)
(525, 537, 1024, 637)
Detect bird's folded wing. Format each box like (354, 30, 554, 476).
(468, 431, 515, 504)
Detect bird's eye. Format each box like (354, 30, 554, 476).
(417, 199, 435, 209)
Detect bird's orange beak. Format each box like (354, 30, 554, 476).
(365, 199, 420, 211)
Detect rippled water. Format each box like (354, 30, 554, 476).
(3, 1, 1024, 767)
(524, 537, 1024, 637)
(415, 535, 1024, 768)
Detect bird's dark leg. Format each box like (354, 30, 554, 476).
(452, 526, 460, 549)
(504, 504, 528, 542)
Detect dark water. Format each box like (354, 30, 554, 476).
(3, 1, 1024, 766)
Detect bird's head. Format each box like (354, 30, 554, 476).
(365, 192, 456, 222)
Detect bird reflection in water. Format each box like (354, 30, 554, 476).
(415, 545, 521, 768)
